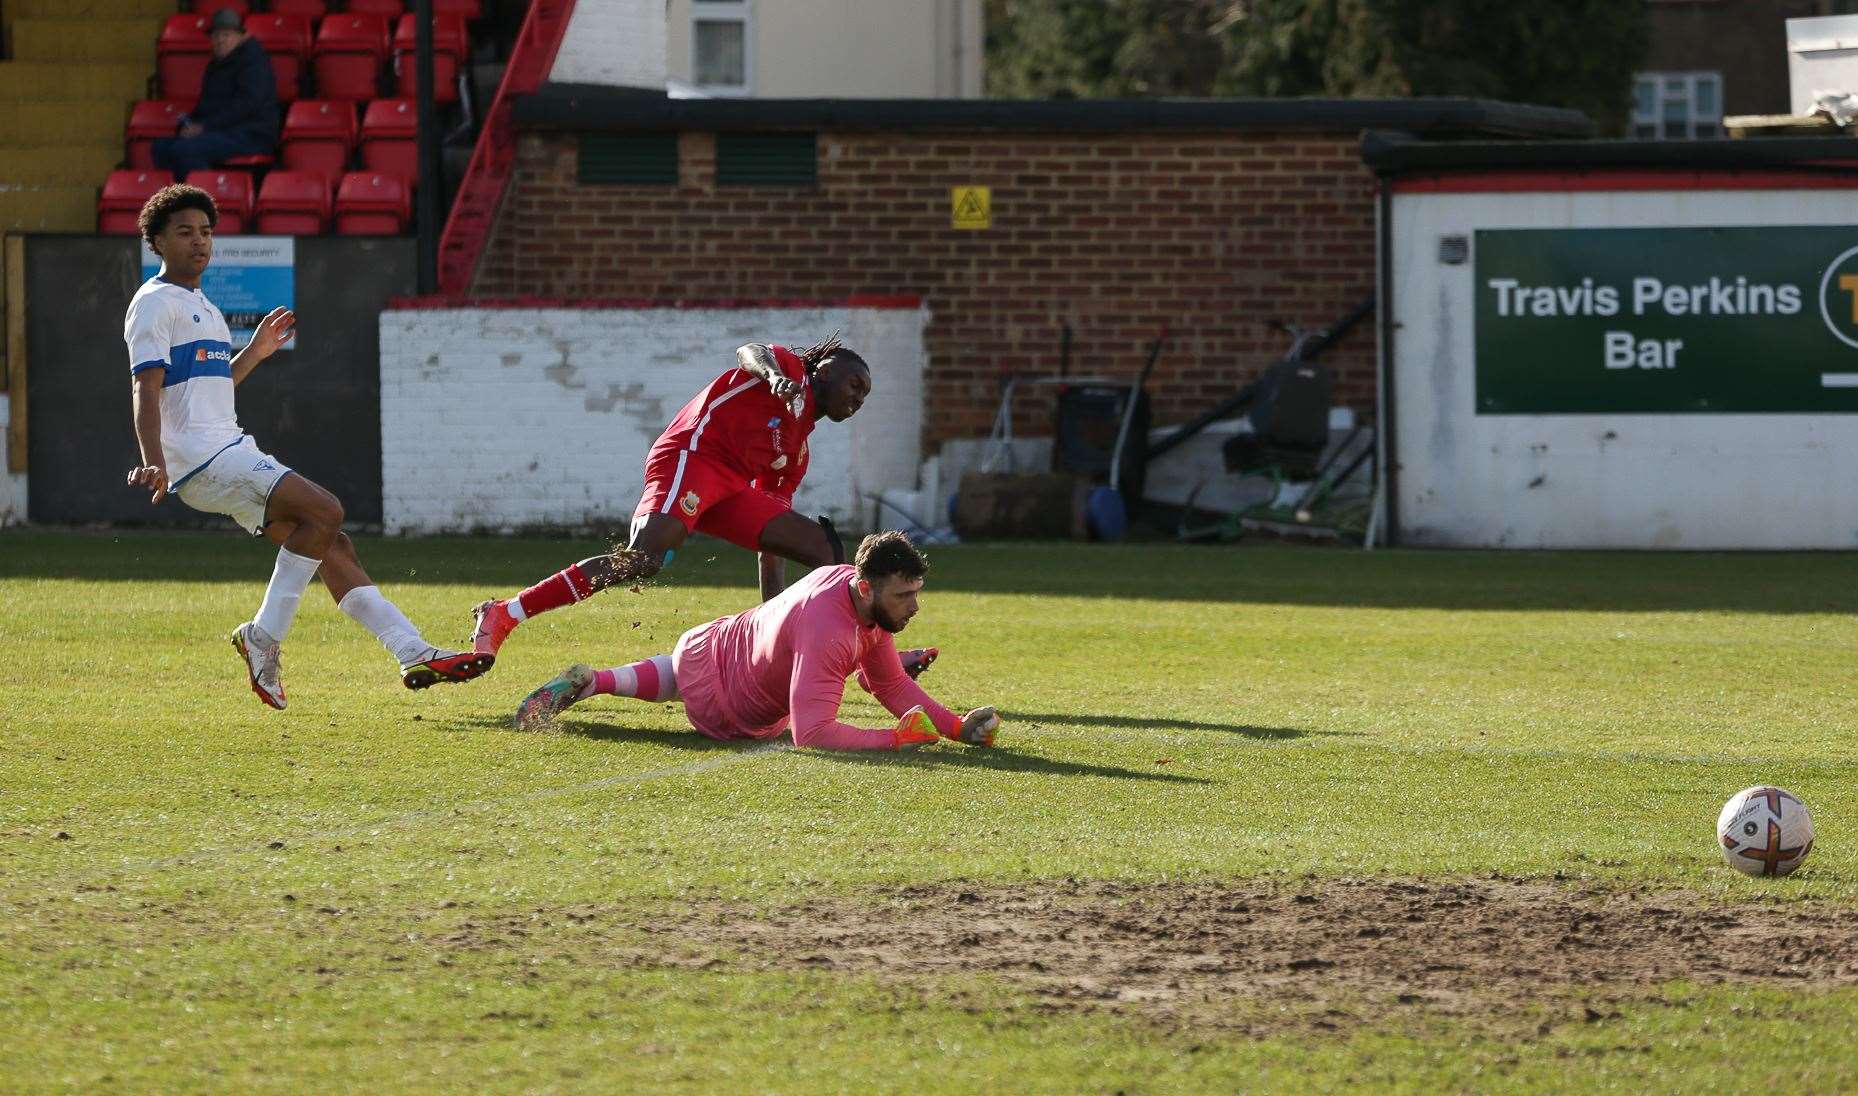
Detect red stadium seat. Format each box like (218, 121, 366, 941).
(391, 14, 467, 103)
(433, 0, 483, 19)
(187, 0, 250, 16)
(98, 169, 175, 235)
(359, 98, 417, 180)
(125, 100, 189, 170)
(346, 0, 405, 18)
(281, 99, 358, 188)
(312, 14, 390, 102)
(222, 152, 275, 169)
(268, 0, 328, 17)
(246, 13, 312, 102)
(255, 170, 331, 235)
(184, 170, 255, 234)
(334, 171, 411, 235)
(156, 14, 212, 103)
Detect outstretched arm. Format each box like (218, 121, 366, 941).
(736, 343, 804, 411)
(231, 307, 295, 386)
(857, 636, 1000, 746)
(787, 641, 905, 751)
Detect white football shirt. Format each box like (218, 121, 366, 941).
(124, 277, 243, 484)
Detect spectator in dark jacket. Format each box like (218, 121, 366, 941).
(152, 8, 280, 178)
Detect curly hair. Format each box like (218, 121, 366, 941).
(854, 530, 928, 584)
(138, 183, 218, 244)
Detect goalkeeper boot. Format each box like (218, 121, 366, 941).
(470, 597, 520, 656)
(892, 705, 942, 752)
(401, 647, 496, 690)
(899, 647, 939, 680)
(514, 663, 592, 730)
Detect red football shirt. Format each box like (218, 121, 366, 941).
(653, 345, 815, 498)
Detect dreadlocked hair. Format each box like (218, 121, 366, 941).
(797, 331, 844, 370)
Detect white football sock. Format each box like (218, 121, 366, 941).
(338, 585, 428, 665)
(253, 547, 321, 644)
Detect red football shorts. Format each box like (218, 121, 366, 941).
(633, 446, 791, 550)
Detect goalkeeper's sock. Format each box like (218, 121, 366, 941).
(513, 561, 597, 620)
(582, 654, 676, 701)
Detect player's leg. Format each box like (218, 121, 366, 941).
(513, 653, 678, 729)
(319, 532, 494, 689)
(228, 470, 339, 709)
(470, 447, 727, 655)
(470, 512, 691, 656)
(263, 480, 492, 690)
(753, 509, 839, 567)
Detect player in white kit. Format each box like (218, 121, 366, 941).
(123, 183, 492, 709)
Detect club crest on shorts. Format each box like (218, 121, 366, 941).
(680, 490, 700, 516)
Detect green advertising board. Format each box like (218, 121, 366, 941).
(1474, 226, 1858, 413)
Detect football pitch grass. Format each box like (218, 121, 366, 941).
(4, 530, 1858, 1092)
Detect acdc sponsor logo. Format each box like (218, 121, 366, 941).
(1818, 244, 1858, 350)
(194, 346, 231, 362)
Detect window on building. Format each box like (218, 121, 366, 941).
(1631, 72, 1723, 140)
(715, 133, 817, 186)
(693, 0, 750, 94)
(579, 134, 679, 185)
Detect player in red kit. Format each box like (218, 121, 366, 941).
(469, 335, 938, 678)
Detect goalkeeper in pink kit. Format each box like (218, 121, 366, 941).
(512, 531, 1000, 751)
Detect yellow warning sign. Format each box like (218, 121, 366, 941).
(951, 186, 991, 230)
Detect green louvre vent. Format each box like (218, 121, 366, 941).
(579, 133, 679, 185)
(716, 133, 817, 186)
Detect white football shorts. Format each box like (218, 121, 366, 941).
(174, 435, 293, 536)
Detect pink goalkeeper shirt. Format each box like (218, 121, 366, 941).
(671, 564, 958, 750)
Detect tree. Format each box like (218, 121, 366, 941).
(984, 0, 1238, 99)
(1220, 0, 1650, 133)
(985, 0, 1651, 133)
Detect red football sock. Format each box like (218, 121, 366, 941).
(514, 562, 596, 619)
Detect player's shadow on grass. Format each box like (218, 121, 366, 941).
(446, 713, 755, 754)
(800, 745, 1212, 784)
(1009, 711, 1360, 739)
(441, 716, 1206, 782)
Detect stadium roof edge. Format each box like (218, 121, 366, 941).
(512, 85, 1594, 139)
(1361, 129, 1858, 172)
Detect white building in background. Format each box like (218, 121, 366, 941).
(665, 0, 984, 98)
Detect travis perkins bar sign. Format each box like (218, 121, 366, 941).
(1473, 226, 1858, 413)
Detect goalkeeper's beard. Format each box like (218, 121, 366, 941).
(871, 603, 911, 634)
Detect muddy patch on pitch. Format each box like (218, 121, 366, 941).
(646, 877, 1858, 1032)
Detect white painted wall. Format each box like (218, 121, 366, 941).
(1390, 189, 1858, 549)
(664, 0, 983, 97)
(551, 0, 667, 89)
(0, 394, 25, 527)
(379, 304, 927, 535)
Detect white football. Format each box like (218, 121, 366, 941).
(1717, 786, 1814, 877)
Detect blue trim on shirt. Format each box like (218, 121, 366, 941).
(160, 339, 234, 387)
(131, 359, 168, 375)
(169, 434, 247, 491)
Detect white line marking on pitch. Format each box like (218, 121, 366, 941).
(1822, 373, 1858, 388)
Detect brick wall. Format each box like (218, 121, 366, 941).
(378, 302, 926, 534)
(473, 128, 1379, 448)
